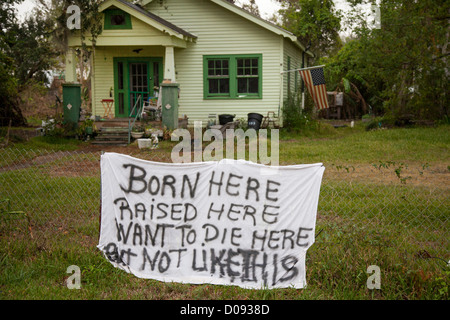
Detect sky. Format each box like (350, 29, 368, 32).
(15, 0, 35, 21)
(237, 0, 353, 19)
(235, 0, 282, 19)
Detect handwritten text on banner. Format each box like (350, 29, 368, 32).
(98, 153, 325, 289)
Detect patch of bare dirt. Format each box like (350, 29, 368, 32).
(48, 159, 100, 177)
(324, 163, 449, 189)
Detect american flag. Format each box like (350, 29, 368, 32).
(299, 67, 329, 110)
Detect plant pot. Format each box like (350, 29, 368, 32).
(247, 113, 264, 130)
(131, 132, 144, 139)
(219, 114, 235, 125)
(85, 126, 93, 135)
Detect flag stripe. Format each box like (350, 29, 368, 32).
(314, 81, 325, 109)
(316, 84, 327, 109)
(301, 70, 315, 101)
(303, 70, 320, 108)
(298, 68, 329, 110)
(300, 70, 315, 107)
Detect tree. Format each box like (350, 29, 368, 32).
(0, 0, 102, 126)
(72, 0, 102, 113)
(241, 0, 260, 17)
(275, 0, 343, 59)
(48, 0, 102, 113)
(323, 0, 449, 120)
(0, 0, 26, 126)
(7, 14, 59, 87)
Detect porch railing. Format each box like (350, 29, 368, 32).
(128, 95, 143, 144)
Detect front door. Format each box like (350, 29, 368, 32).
(129, 62, 149, 117)
(114, 57, 163, 118)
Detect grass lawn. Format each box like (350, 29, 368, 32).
(0, 122, 448, 300)
(279, 122, 450, 165)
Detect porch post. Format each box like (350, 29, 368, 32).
(161, 83, 179, 130)
(163, 46, 176, 83)
(161, 45, 179, 130)
(65, 48, 78, 83)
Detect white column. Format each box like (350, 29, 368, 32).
(65, 48, 78, 83)
(164, 46, 176, 83)
(301, 92, 305, 110)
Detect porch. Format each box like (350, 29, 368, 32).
(87, 118, 159, 147)
(65, 0, 196, 122)
(91, 117, 161, 130)
(86, 116, 188, 146)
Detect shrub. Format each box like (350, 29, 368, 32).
(282, 94, 312, 131)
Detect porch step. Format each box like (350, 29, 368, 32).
(92, 126, 129, 146)
(97, 130, 129, 135)
(91, 140, 128, 147)
(100, 126, 129, 133)
(94, 135, 128, 141)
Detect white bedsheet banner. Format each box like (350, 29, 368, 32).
(98, 153, 325, 289)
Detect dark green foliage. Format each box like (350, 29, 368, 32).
(0, 0, 25, 126)
(282, 92, 317, 133)
(0, 0, 103, 126)
(1, 0, 58, 126)
(276, 0, 343, 60)
(8, 15, 59, 86)
(322, 0, 449, 121)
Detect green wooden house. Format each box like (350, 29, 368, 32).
(65, 0, 314, 126)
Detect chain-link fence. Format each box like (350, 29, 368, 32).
(2, 147, 447, 247)
(1, 147, 448, 295)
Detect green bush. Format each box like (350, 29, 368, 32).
(282, 94, 312, 131)
(365, 115, 396, 131)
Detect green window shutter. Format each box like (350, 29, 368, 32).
(203, 54, 262, 100)
(104, 9, 132, 30)
(287, 56, 291, 95)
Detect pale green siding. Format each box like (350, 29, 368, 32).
(101, 14, 165, 40)
(146, 0, 285, 123)
(282, 38, 305, 102)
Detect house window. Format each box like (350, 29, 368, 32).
(111, 14, 126, 26)
(237, 58, 259, 94)
(207, 58, 230, 96)
(204, 54, 262, 99)
(104, 9, 132, 30)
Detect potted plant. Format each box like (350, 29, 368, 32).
(84, 118, 94, 135)
(131, 124, 145, 139)
(145, 124, 153, 137)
